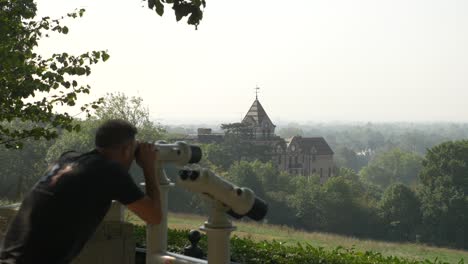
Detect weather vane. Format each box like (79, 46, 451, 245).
(255, 85, 260, 100)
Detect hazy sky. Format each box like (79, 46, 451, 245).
(35, 0, 468, 124)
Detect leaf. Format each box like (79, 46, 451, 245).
(102, 53, 110, 62)
(79, 9, 86, 17)
(76, 67, 86, 75)
(155, 0, 164, 16)
(148, 0, 155, 9)
(62, 26, 69, 34)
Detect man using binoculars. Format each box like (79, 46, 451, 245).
(0, 119, 161, 264)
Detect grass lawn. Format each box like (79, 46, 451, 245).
(126, 211, 468, 264)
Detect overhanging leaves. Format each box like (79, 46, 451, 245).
(0, 2, 107, 149)
(144, 0, 205, 29)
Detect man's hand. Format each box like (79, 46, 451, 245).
(132, 142, 162, 225)
(135, 142, 157, 172)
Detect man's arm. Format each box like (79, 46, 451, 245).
(127, 143, 162, 225)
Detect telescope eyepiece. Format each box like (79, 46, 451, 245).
(179, 170, 190, 180)
(189, 170, 200, 181)
(179, 170, 200, 181)
(188, 146, 202, 164)
(246, 197, 268, 221)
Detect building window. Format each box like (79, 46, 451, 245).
(328, 167, 331, 177)
(320, 168, 323, 178)
(312, 168, 316, 174)
(312, 155, 316, 161)
(295, 156, 298, 165)
(289, 156, 292, 167)
(278, 155, 281, 164)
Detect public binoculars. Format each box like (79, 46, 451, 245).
(143, 141, 268, 264)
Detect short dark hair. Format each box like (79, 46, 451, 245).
(95, 119, 137, 148)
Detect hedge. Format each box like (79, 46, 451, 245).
(133, 226, 462, 264)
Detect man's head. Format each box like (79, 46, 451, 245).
(95, 119, 138, 170)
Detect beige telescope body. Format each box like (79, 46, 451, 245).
(176, 168, 267, 220)
(136, 141, 202, 166)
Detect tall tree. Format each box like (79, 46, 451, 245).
(418, 140, 468, 248)
(0, 121, 53, 199)
(334, 146, 361, 172)
(46, 93, 165, 162)
(94, 92, 165, 141)
(379, 183, 421, 241)
(221, 122, 253, 139)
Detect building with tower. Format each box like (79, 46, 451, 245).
(197, 89, 335, 181)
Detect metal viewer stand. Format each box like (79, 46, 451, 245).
(143, 141, 267, 264)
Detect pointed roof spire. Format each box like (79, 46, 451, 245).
(255, 85, 260, 100)
(242, 87, 275, 127)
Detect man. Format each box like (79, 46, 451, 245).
(0, 119, 161, 264)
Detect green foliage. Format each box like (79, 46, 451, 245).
(418, 140, 468, 248)
(334, 146, 366, 172)
(285, 175, 323, 230)
(46, 93, 166, 161)
(227, 161, 267, 198)
(94, 92, 166, 142)
(202, 143, 233, 169)
(95, 93, 148, 129)
(221, 122, 253, 138)
(379, 183, 421, 241)
(1, 0, 205, 149)
(0, 93, 166, 200)
(0, 1, 108, 148)
(360, 148, 423, 189)
(203, 135, 271, 169)
(0, 121, 54, 199)
(146, 0, 205, 29)
(4, 114, 468, 251)
(133, 226, 458, 264)
(45, 119, 100, 162)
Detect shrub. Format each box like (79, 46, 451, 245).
(133, 226, 459, 264)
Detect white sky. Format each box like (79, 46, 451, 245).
(35, 0, 468, 124)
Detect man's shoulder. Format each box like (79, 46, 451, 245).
(78, 151, 127, 174)
(58, 150, 107, 171)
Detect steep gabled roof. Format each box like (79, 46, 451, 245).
(289, 136, 334, 155)
(242, 99, 275, 126)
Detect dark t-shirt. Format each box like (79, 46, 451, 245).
(0, 150, 144, 264)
